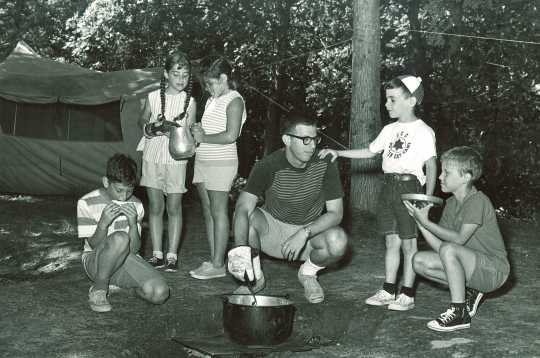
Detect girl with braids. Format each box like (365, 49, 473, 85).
(189, 58, 247, 280)
(137, 50, 196, 272)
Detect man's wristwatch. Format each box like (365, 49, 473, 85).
(303, 226, 312, 238)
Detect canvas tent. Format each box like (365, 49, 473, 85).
(0, 41, 162, 195)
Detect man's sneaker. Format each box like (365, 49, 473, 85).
(189, 264, 226, 280)
(88, 287, 112, 313)
(427, 306, 471, 332)
(298, 273, 325, 304)
(189, 261, 212, 276)
(365, 289, 395, 306)
(465, 288, 484, 317)
(164, 257, 178, 272)
(147, 256, 165, 268)
(388, 293, 415, 311)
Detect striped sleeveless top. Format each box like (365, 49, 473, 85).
(196, 90, 247, 162)
(140, 89, 194, 165)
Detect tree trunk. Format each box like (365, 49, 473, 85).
(350, 0, 381, 213)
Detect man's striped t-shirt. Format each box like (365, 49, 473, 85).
(77, 188, 144, 252)
(242, 149, 344, 226)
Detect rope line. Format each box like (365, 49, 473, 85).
(410, 29, 540, 46)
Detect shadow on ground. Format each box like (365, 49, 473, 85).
(0, 193, 539, 357)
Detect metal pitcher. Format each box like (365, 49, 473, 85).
(168, 124, 196, 160)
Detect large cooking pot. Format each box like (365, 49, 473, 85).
(222, 294, 295, 346)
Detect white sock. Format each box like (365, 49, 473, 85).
(299, 257, 325, 276)
(153, 251, 163, 259)
(166, 252, 177, 261)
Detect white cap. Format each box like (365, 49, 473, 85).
(399, 75, 422, 94)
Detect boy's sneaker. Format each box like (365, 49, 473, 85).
(147, 256, 165, 268)
(190, 264, 226, 280)
(88, 286, 112, 313)
(189, 261, 212, 276)
(298, 273, 325, 304)
(164, 257, 178, 272)
(365, 289, 395, 306)
(388, 293, 415, 311)
(465, 288, 484, 317)
(427, 306, 471, 332)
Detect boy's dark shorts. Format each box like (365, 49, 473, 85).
(377, 173, 422, 240)
(468, 251, 510, 292)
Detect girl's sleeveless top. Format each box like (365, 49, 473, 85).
(196, 90, 247, 163)
(138, 89, 194, 165)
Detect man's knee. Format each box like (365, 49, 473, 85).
(142, 278, 170, 304)
(324, 227, 348, 258)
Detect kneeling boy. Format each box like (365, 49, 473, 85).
(77, 154, 170, 312)
(404, 146, 509, 331)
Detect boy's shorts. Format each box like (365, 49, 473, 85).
(82, 251, 163, 289)
(257, 208, 312, 261)
(468, 251, 510, 292)
(140, 160, 188, 194)
(192, 159, 238, 192)
(377, 173, 422, 240)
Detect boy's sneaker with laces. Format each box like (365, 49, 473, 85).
(164, 257, 178, 272)
(147, 256, 165, 268)
(388, 293, 415, 311)
(365, 289, 395, 306)
(88, 286, 112, 313)
(427, 305, 471, 332)
(465, 287, 484, 317)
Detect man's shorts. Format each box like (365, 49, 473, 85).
(376, 173, 422, 240)
(192, 159, 238, 192)
(140, 160, 188, 194)
(257, 208, 312, 261)
(82, 251, 163, 289)
(468, 251, 510, 292)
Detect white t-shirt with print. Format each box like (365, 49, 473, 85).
(369, 119, 436, 185)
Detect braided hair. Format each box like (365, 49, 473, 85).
(159, 50, 192, 122)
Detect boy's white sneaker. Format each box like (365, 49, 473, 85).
(88, 286, 112, 313)
(365, 289, 395, 306)
(388, 293, 415, 311)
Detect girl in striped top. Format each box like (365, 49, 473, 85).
(137, 50, 196, 272)
(189, 58, 247, 280)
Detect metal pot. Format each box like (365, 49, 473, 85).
(222, 294, 295, 346)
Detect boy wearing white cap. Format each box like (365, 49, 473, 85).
(319, 75, 437, 311)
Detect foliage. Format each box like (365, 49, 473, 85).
(1, 0, 538, 219)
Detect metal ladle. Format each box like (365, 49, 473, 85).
(243, 271, 258, 306)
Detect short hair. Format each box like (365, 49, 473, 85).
(204, 57, 238, 90)
(385, 75, 424, 105)
(440, 146, 483, 182)
(106, 154, 137, 186)
(282, 112, 318, 134)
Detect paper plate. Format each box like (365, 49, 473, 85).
(401, 193, 443, 207)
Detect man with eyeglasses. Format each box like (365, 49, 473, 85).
(227, 113, 348, 303)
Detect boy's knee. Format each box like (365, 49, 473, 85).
(439, 242, 458, 259)
(106, 232, 130, 253)
(142, 279, 170, 304)
(412, 252, 425, 272)
(325, 228, 348, 258)
(401, 239, 417, 255)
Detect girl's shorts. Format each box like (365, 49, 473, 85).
(192, 159, 238, 192)
(140, 160, 188, 194)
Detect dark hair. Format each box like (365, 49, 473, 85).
(440, 146, 483, 182)
(159, 50, 192, 121)
(204, 57, 238, 90)
(282, 112, 318, 134)
(106, 154, 137, 186)
(385, 75, 424, 105)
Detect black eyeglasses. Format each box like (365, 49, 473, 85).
(286, 134, 322, 145)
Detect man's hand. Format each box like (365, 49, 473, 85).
(99, 203, 121, 228)
(403, 200, 432, 226)
(318, 149, 339, 162)
(227, 246, 255, 282)
(281, 229, 309, 261)
(119, 202, 138, 227)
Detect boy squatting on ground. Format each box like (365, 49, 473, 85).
(404, 146, 510, 332)
(319, 75, 437, 311)
(77, 154, 170, 312)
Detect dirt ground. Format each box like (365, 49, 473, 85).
(1, 192, 539, 358)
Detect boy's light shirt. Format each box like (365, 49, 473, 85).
(369, 119, 436, 185)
